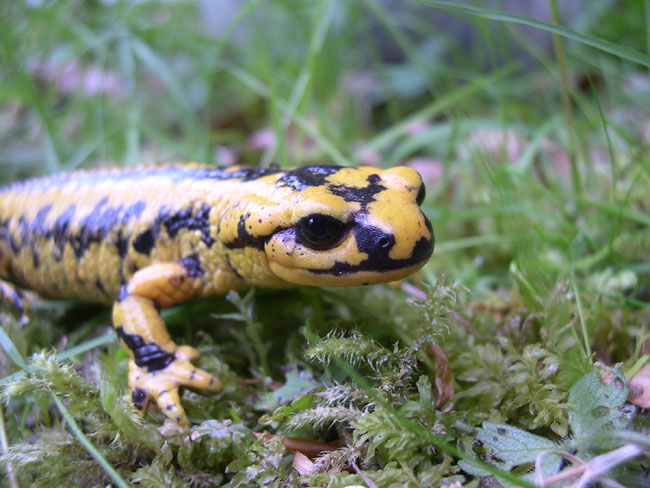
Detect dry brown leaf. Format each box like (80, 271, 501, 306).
(292, 451, 315, 476)
(254, 432, 344, 458)
(628, 362, 650, 409)
(428, 345, 455, 408)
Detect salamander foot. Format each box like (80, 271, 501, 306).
(128, 353, 222, 426)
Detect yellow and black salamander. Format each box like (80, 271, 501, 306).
(0, 163, 434, 425)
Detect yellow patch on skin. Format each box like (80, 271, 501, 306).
(324, 166, 375, 186)
(380, 166, 421, 190)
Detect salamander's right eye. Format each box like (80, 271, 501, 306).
(295, 214, 347, 250)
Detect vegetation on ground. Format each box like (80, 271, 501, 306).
(0, 0, 649, 486)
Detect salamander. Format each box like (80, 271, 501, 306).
(0, 163, 434, 425)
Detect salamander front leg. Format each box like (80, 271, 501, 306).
(112, 262, 221, 426)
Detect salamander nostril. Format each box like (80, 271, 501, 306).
(379, 236, 391, 249)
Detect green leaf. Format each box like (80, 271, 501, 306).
(463, 423, 561, 486)
(256, 367, 319, 411)
(568, 366, 629, 439)
(477, 422, 558, 466)
(259, 394, 315, 425)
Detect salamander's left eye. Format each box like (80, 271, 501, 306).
(416, 184, 426, 206)
(296, 214, 347, 250)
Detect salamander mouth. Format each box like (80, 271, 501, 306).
(270, 258, 428, 286)
(268, 249, 432, 287)
(307, 244, 433, 276)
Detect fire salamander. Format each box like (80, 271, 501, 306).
(0, 164, 434, 425)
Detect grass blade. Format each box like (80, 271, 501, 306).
(413, 0, 650, 68)
(0, 327, 28, 373)
(570, 266, 592, 360)
(549, 0, 581, 199)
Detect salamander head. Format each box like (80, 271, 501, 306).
(265, 165, 434, 286)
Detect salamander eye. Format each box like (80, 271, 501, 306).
(416, 184, 426, 206)
(296, 214, 347, 250)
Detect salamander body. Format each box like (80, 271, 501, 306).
(0, 163, 434, 424)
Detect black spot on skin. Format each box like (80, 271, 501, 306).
(179, 253, 203, 277)
(190, 369, 196, 380)
(223, 214, 268, 251)
(424, 215, 433, 233)
(356, 225, 395, 255)
(96, 279, 105, 293)
(72, 199, 146, 258)
(367, 174, 381, 184)
(156, 203, 214, 247)
(18, 217, 29, 252)
(416, 184, 426, 206)
(225, 255, 243, 279)
(30, 205, 52, 239)
(410, 235, 434, 261)
(116, 285, 129, 302)
(27, 205, 55, 269)
(9, 234, 20, 254)
(277, 165, 342, 191)
(116, 230, 129, 258)
(132, 388, 147, 408)
(52, 205, 76, 255)
(30, 205, 52, 235)
(166, 404, 174, 411)
(0, 218, 9, 250)
(327, 177, 386, 208)
(133, 228, 155, 255)
(116, 326, 175, 372)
